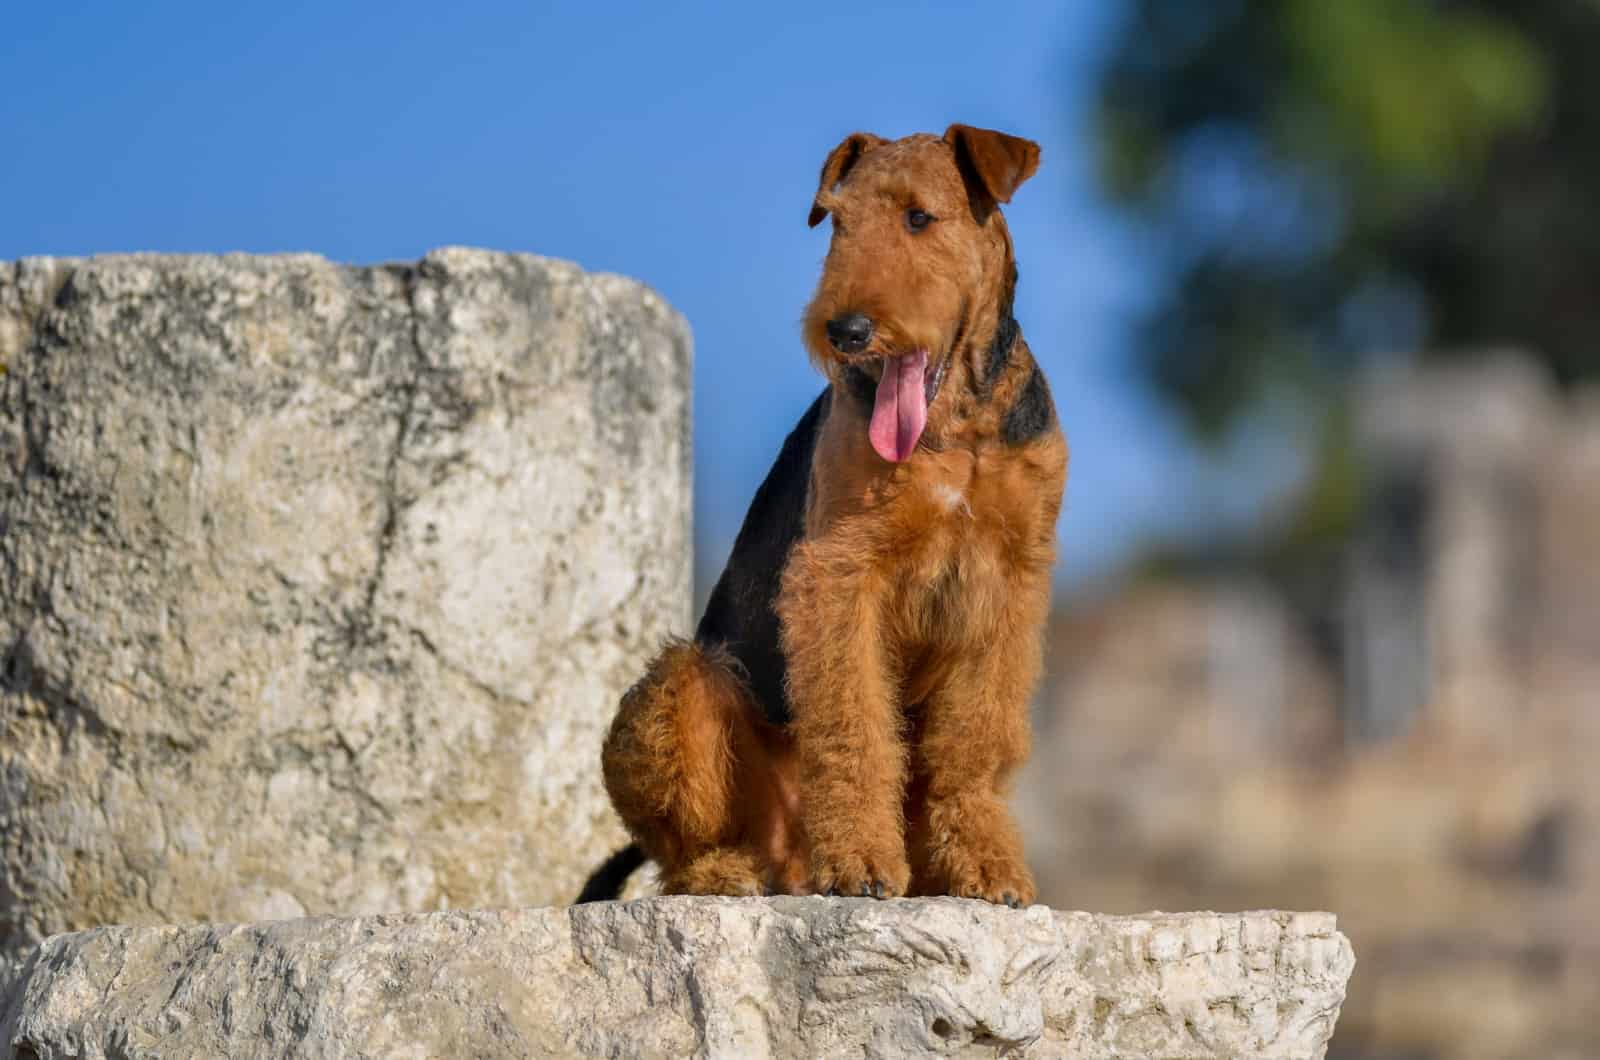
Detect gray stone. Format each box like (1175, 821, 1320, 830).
(0, 249, 692, 982)
(0, 898, 1354, 1059)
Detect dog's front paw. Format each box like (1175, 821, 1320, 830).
(924, 797, 1036, 907)
(811, 848, 910, 899)
(945, 860, 1035, 908)
(935, 838, 1035, 908)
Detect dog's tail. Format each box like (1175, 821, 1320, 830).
(574, 842, 647, 903)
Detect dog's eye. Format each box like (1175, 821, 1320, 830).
(906, 208, 933, 232)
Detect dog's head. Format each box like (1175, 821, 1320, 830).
(801, 125, 1039, 462)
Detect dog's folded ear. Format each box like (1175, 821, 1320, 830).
(944, 124, 1041, 223)
(808, 132, 886, 227)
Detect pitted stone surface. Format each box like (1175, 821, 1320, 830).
(0, 899, 1354, 1059)
(0, 249, 692, 981)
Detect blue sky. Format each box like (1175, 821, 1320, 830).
(1, 1, 1290, 598)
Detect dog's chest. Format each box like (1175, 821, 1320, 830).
(927, 481, 972, 518)
(910, 448, 1033, 540)
(895, 457, 1025, 595)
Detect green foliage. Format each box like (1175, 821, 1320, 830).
(1099, 0, 1600, 444)
(1280, 0, 1546, 184)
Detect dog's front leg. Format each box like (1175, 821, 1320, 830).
(778, 538, 910, 897)
(912, 570, 1049, 906)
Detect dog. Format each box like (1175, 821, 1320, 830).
(578, 124, 1065, 906)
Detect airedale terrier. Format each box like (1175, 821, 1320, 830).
(578, 125, 1066, 906)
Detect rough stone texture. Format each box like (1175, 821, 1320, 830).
(0, 897, 1354, 1059)
(0, 250, 692, 983)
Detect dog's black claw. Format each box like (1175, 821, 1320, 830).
(1003, 893, 1020, 908)
(824, 887, 839, 897)
(859, 882, 873, 898)
(870, 882, 886, 899)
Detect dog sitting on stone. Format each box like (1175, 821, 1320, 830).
(579, 124, 1065, 905)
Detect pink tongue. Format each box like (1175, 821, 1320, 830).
(868, 350, 929, 463)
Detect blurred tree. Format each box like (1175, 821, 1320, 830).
(1098, 0, 1599, 443)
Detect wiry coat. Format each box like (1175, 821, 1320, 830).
(590, 125, 1066, 904)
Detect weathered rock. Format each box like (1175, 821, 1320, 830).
(0, 897, 1354, 1059)
(0, 250, 692, 981)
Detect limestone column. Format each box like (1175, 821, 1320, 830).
(0, 248, 691, 976)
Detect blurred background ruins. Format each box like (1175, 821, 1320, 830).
(5, 2, 1598, 1057)
(1019, 4, 1600, 1059)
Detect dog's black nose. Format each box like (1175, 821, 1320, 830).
(826, 313, 874, 354)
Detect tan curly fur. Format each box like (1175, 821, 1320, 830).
(600, 125, 1066, 905)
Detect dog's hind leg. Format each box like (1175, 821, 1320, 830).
(600, 639, 772, 896)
